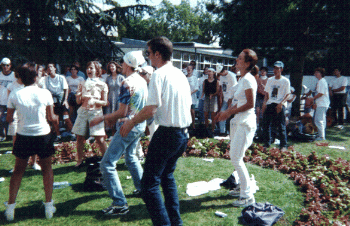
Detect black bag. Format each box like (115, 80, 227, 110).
(220, 174, 239, 190)
(83, 156, 105, 191)
(241, 202, 285, 226)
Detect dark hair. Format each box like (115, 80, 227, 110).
(16, 65, 37, 86)
(242, 49, 258, 71)
(147, 36, 173, 61)
(315, 67, 326, 77)
(86, 61, 102, 77)
(107, 61, 122, 74)
(251, 65, 259, 76)
(260, 66, 268, 72)
(70, 65, 78, 71)
(190, 60, 196, 66)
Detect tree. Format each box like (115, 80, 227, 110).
(123, 0, 220, 45)
(209, 0, 350, 116)
(0, 0, 150, 65)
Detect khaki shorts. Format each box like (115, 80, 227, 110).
(72, 107, 106, 136)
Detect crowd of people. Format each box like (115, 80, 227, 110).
(1, 35, 348, 224)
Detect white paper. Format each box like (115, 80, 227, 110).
(214, 136, 230, 140)
(186, 178, 224, 196)
(203, 158, 214, 162)
(5, 151, 12, 154)
(0, 177, 5, 182)
(329, 146, 346, 150)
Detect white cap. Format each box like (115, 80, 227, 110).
(216, 64, 223, 74)
(123, 51, 146, 70)
(1, 57, 11, 65)
(207, 68, 216, 73)
(142, 66, 154, 75)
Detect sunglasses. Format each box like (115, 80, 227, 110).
(145, 50, 150, 57)
(2, 64, 10, 67)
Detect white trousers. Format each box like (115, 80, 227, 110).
(314, 107, 327, 139)
(230, 122, 256, 199)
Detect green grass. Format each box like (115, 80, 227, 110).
(0, 147, 303, 225)
(0, 124, 348, 225)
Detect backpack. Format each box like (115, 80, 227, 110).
(83, 156, 105, 191)
(241, 202, 285, 226)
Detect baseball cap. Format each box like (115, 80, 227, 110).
(123, 51, 146, 69)
(1, 57, 11, 65)
(274, 61, 284, 69)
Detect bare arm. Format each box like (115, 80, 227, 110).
(90, 102, 128, 127)
(46, 105, 58, 123)
(6, 108, 15, 123)
(120, 105, 158, 137)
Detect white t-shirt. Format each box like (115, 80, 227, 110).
(45, 74, 68, 102)
(265, 76, 291, 107)
(330, 76, 348, 94)
(0, 71, 16, 105)
(7, 80, 24, 94)
(316, 78, 330, 108)
(66, 76, 85, 94)
(187, 75, 199, 106)
(228, 84, 239, 107)
(220, 71, 238, 101)
(7, 85, 54, 136)
(146, 62, 192, 128)
(231, 73, 257, 127)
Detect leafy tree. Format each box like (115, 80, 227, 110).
(0, 0, 150, 65)
(124, 0, 220, 45)
(209, 0, 350, 116)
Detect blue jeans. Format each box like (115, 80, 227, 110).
(261, 103, 287, 148)
(197, 99, 204, 124)
(100, 130, 143, 206)
(0, 105, 8, 137)
(141, 126, 188, 226)
(219, 101, 228, 133)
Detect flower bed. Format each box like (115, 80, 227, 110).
(52, 137, 350, 225)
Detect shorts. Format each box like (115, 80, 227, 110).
(72, 107, 106, 137)
(204, 95, 218, 113)
(191, 104, 196, 110)
(54, 103, 69, 116)
(256, 94, 264, 108)
(13, 133, 55, 160)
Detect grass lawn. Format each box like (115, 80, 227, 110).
(0, 125, 348, 225)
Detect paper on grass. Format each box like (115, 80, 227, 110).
(5, 151, 12, 154)
(186, 178, 224, 196)
(329, 146, 346, 150)
(203, 158, 214, 162)
(0, 177, 5, 182)
(214, 136, 230, 140)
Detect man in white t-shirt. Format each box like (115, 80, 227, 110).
(120, 36, 192, 226)
(217, 64, 237, 135)
(312, 68, 330, 140)
(0, 57, 16, 141)
(261, 61, 290, 150)
(329, 68, 347, 128)
(189, 60, 200, 78)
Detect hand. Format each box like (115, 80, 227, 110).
(276, 103, 282, 114)
(209, 94, 212, 99)
(90, 116, 103, 127)
(215, 111, 230, 122)
(120, 119, 134, 137)
(52, 115, 59, 124)
(312, 104, 317, 110)
(63, 100, 69, 109)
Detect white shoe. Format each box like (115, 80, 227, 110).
(9, 168, 14, 173)
(44, 200, 56, 219)
(4, 202, 16, 221)
(33, 163, 41, 171)
(232, 196, 255, 207)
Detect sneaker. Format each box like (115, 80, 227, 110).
(4, 202, 16, 221)
(44, 200, 56, 219)
(70, 133, 76, 141)
(232, 196, 255, 207)
(102, 204, 129, 216)
(33, 163, 41, 171)
(337, 125, 344, 130)
(9, 168, 14, 173)
(0, 136, 6, 142)
(229, 187, 240, 197)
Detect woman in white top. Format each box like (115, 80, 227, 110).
(216, 49, 258, 207)
(72, 61, 108, 167)
(5, 66, 58, 221)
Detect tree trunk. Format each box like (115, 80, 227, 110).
(290, 46, 307, 117)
